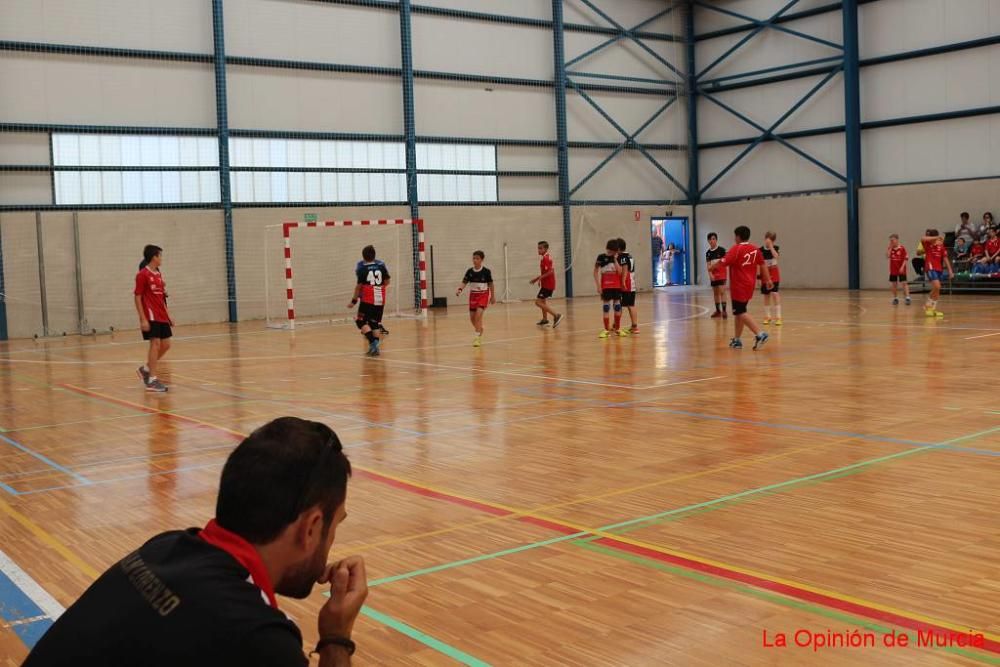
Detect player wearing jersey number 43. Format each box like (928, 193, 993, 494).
(348, 246, 390, 357)
(708, 226, 772, 350)
(456, 251, 495, 347)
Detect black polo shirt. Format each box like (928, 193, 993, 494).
(23, 529, 307, 667)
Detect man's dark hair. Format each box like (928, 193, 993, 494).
(216, 417, 352, 544)
(362, 245, 376, 262)
(961, 212, 970, 220)
(926, 228, 939, 237)
(538, 241, 549, 250)
(606, 238, 619, 251)
(616, 238, 626, 251)
(707, 232, 718, 241)
(473, 250, 485, 260)
(734, 226, 751, 242)
(142, 245, 162, 264)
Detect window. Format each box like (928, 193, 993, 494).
(52, 134, 220, 205)
(417, 143, 497, 202)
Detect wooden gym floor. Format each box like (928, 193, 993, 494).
(0, 288, 998, 666)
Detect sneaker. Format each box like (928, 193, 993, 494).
(145, 378, 168, 393)
(925, 309, 935, 317)
(722, 311, 728, 319)
(552, 313, 563, 329)
(753, 332, 769, 350)
(473, 335, 482, 347)
(774, 319, 782, 326)
(763, 318, 771, 325)
(536, 319, 550, 326)
(598, 329, 610, 339)
(136, 366, 150, 385)
(379, 325, 390, 336)
(617, 328, 630, 337)
(711, 311, 722, 319)
(367, 338, 381, 357)
(905, 297, 911, 305)
(629, 325, 639, 334)
(728, 338, 743, 349)
(935, 311, 944, 318)
(892, 298, 899, 305)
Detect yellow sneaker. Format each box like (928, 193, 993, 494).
(763, 318, 771, 325)
(924, 309, 935, 317)
(935, 311, 944, 318)
(598, 329, 610, 339)
(617, 328, 630, 337)
(774, 319, 782, 326)
(473, 335, 482, 347)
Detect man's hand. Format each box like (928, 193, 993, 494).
(318, 556, 368, 640)
(529, 277, 539, 285)
(766, 281, 774, 291)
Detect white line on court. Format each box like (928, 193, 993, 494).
(964, 331, 1000, 340)
(0, 548, 65, 621)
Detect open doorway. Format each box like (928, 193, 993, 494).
(651, 217, 690, 287)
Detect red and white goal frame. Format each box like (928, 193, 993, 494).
(278, 218, 427, 330)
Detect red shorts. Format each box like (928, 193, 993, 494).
(469, 291, 490, 311)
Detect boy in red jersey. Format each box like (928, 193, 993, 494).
(134, 245, 172, 392)
(348, 245, 390, 357)
(761, 231, 782, 325)
(594, 239, 627, 338)
(705, 232, 727, 319)
(921, 229, 952, 318)
(886, 234, 911, 306)
(529, 241, 562, 328)
(456, 250, 495, 347)
(616, 238, 639, 333)
(708, 226, 772, 350)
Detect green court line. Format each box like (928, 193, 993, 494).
(577, 541, 1000, 666)
(361, 606, 492, 666)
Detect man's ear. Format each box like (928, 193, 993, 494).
(295, 506, 326, 549)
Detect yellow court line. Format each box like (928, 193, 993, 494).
(0, 497, 99, 579)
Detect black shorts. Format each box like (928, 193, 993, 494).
(620, 291, 636, 307)
(536, 287, 554, 299)
(889, 274, 907, 283)
(731, 300, 748, 315)
(356, 302, 385, 329)
(142, 321, 172, 340)
(761, 282, 780, 295)
(601, 289, 621, 302)
(710, 279, 727, 287)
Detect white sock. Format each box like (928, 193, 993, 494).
(775, 306, 782, 319)
(764, 306, 771, 318)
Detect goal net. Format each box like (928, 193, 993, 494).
(264, 219, 427, 329)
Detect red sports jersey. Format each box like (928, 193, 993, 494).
(986, 238, 1000, 257)
(720, 242, 764, 302)
(970, 242, 985, 258)
(762, 246, 780, 283)
(540, 254, 556, 291)
(356, 260, 390, 305)
(595, 254, 621, 289)
(618, 252, 636, 292)
(888, 245, 908, 276)
(134, 267, 171, 323)
(924, 242, 946, 272)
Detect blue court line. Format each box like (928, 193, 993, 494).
(0, 433, 91, 487)
(0, 568, 52, 647)
(11, 460, 224, 496)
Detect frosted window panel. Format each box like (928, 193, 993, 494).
(322, 141, 339, 168)
(442, 174, 458, 201)
(367, 143, 384, 169)
(119, 136, 141, 167)
(230, 138, 251, 167)
(304, 173, 321, 201)
(385, 173, 404, 201)
(271, 173, 289, 202)
(179, 137, 200, 167)
(288, 172, 306, 202)
(53, 135, 80, 166)
(99, 136, 122, 167)
(428, 174, 445, 200)
(162, 172, 182, 203)
(180, 172, 200, 203)
(55, 172, 81, 204)
(440, 144, 457, 170)
(351, 174, 368, 200)
(232, 172, 254, 202)
(287, 140, 305, 168)
(469, 173, 485, 201)
(79, 172, 101, 204)
(456, 174, 472, 201)
(197, 138, 218, 167)
(122, 172, 143, 204)
(333, 142, 351, 169)
(200, 172, 220, 202)
(303, 141, 321, 168)
(252, 173, 271, 202)
(384, 143, 404, 169)
(141, 172, 162, 203)
(268, 140, 287, 168)
(484, 175, 497, 201)
(320, 173, 337, 201)
(102, 172, 123, 203)
(416, 174, 429, 200)
(140, 136, 161, 167)
(350, 142, 368, 169)
(78, 135, 101, 165)
(336, 173, 353, 201)
(426, 144, 443, 170)
(415, 144, 428, 169)
(469, 145, 485, 170)
(483, 146, 496, 171)
(252, 139, 270, 167)
(455, 144, 471, 170)
(369, 173, 386, 201)
(160, 137, 180, 167)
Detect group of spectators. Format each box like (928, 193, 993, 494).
(952, 211, 1000, 276)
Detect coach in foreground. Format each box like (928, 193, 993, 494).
(24, 417, 365, 667)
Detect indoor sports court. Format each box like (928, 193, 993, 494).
(1, 1, 999, 665)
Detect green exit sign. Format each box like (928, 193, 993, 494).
(304, 213, 317, 223)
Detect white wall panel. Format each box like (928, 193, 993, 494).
(0, 0, 211, 52)
(863, 115, 1000, 185)
(564, 0, 685, 34)
(564, 29, 685, 80)
(700, 135, 845, 198)
(415, 0, 552, 20)
(0, 133, 50, 165)
(696, 13, 842, 82)
(224, 0, 399, 67)
(497, 146, 555, 171)
(860, 0, 1000, 59)
(861, 46, 1000, 122)
(700, 75, 844, 142)
(569, 149, 687, 201)
(227, 69, 402, 133)
(415, 82, 553, 139)
(694, 0, 840, 35)
(0, 173, 51, 205)
(413, 16, 552, 78)
(567, 91, 687, 144)
(0, 54, 215, 127)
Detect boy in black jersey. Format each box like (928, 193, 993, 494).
(349, 245, 391, 356)
(455, 250, 495, 347)
(594, 239, 627, 338)
(616, 238, 639, 333)
(705, 233, 728, 318)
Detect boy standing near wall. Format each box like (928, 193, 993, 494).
(530, 241, 562, 328)
(708, 226, 772, 350)
(134, 245, 172, 392)
(886, 234, 911, 305)
(706, 232, 727, 319)
(594, 239, 627, 338)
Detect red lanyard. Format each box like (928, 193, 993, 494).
(199, 519, 278, 609)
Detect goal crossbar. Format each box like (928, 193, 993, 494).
(280, 218, 427, 330)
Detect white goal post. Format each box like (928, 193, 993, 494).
(266, 218, 428, 330)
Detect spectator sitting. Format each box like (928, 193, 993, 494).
(953, 237, 971, 270)
(974, 227, 1000, 275)
(955, 211, 977, 246)
(23, 417, 366, 667)
(982, 211, 996, 240)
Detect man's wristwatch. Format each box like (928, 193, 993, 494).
(314, 635, 356, 656)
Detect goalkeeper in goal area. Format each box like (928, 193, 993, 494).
(349, 245, 390, 357)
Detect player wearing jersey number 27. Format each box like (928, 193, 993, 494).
(708, 226, 773, 350)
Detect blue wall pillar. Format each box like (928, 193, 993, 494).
(400, 0, 421, 309)
(684, 1, 700, 282)
(551, 0, 573, 297)
(212, 0, 238, 322)
(843, 0, 862, 289)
